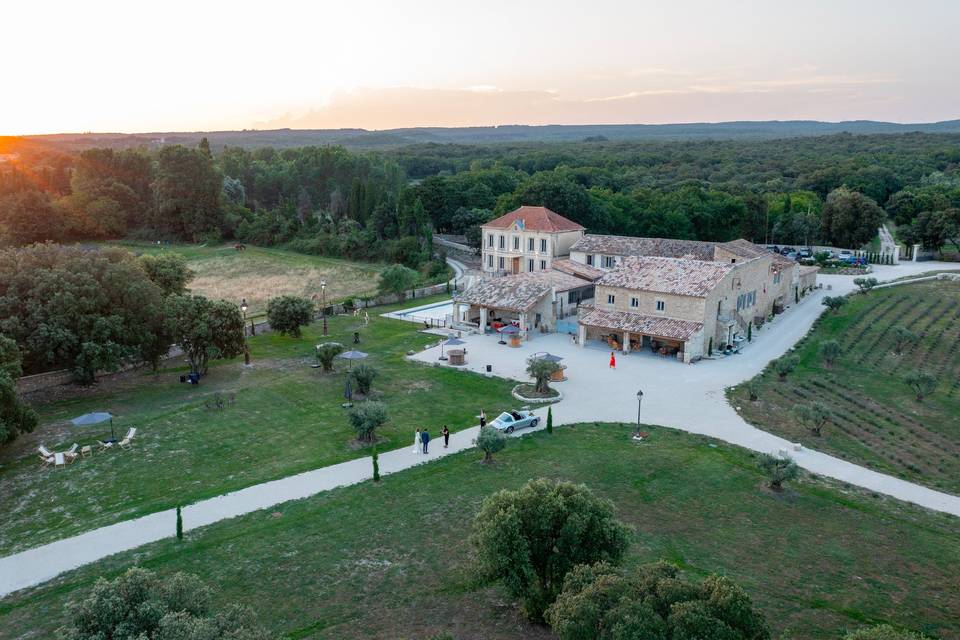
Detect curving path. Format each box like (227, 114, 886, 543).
(2, 261, 958, 599)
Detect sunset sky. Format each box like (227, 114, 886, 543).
(5, 0, 959, 134)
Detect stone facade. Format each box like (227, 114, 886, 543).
(481, 206, 585, 275)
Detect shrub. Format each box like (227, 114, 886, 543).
(844, 624, 929, 640)
(58, 567, 270, 640)
(794, 402, 830, 437)
(546, 405, 553, 434)
(378, 263, 419, 299)
(266, 295, 314, 338)
(349, 363, 378, 396)
(854, 276, 879, 293)
(347, 400, 387, 444)
(892, 326, 918, 355)
(747, 322, 753, 342)
(819, 340, 841, 367)
(315, 342, 343, 372)
(477, 426, 507, 463)
(176, 506, 183, 540)
(527, 356, 561, 394)
(747, 380, 760, 401)
(822, 296, 848, 312)
(757, 454, 799, 491)
(545, 561, 770, 640)
(903, 370, 937, 402)
(774, 355, 799, 381)
(372, 446, 381, 482)
(471, 478, 631, 621)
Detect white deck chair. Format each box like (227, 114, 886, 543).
(119, 428, 137, 450)
(38, 446, 55, 467)
(64, 443, 79, 462)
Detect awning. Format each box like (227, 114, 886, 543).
(578, 307, 703, 342)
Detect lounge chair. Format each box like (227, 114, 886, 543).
(119, 428, 137, 450)
(97, 440, 115, 452)
(54, 452, 66, 469)
(64, 443, 79, 462)
(38, 446, 55, 467)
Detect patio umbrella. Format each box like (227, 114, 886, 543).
(534, 352, 563, 363)
(439, 336, 466, 361)
(497, 324, 519, 345)
(337, 350, 368, 371)
(71, 411, 115, 440)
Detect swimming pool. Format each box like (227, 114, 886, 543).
(382, 299, 455, 324)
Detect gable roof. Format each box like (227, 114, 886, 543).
(578, 306, 704, 342)
(598, 256, 736, 298)
(454, 270, 591, 312)
(571, 234, 716, 261)
(551, 258, 605, 282)
(716, 239, 770, 259)
(482, 206, 585, 233)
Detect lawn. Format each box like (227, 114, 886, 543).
(0, 297, 514, 556)
(103, 241, 384, 316)
(1, 424, 957, 640)
(730, 280, 960, 493)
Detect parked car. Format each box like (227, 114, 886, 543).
(797, 248, 813, 259)
(489, 409, 540, 434)
(780, 246, 795, 255)
(838, 250, 860, 265)
(784, 251, 799, 261)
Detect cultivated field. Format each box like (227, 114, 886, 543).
(106, 242, 383, 315)
(731, 280, 960, 493)
(2, 425, 957, 640)
(0, 296, 514, 556)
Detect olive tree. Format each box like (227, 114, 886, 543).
(58, 567, 270, 640)
(347, 400, 387, 444)
(315, 342, 343, 373)
(757, 454, 799, 491)
(892, 326, 918, 355)
(822, 296, 848, 312)
(774, 355, 799, 381)
(903, 370, 937, 402)
(140, 253, 194, 296)
(853, 277, 878, 294)
(794, 402, 830, 437)
(819, 340, 841, 367)
(266, 295, 314, 338)
(349, 363, 378, 396)
(477, 426, 506, 464)
(526, 356, 561, 394)
(471, 478, 631, 621)
(546, 561, 770, 640)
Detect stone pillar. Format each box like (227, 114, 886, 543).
(622, 331, 631, 353)
(578, 323, 587, 347)
(452, 301, 460, 324)
(479, 307, 488, 333)
(519, 312, 528, 340)
(913, 244, 921, 262)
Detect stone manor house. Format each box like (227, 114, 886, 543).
(454, 206, 818, 362)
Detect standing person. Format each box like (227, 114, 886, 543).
(421, 429, 430, 454)
(609, 351, 616, 369)
(442, 425, 450, 448)
(412, 428, 422, 454)
(364, 311, 370, 325)
(479, 409, 486, 429)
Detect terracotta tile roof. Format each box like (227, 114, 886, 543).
(598, 256, 736, 298)
(454, 270, 591, 312)
(551, 258, 605, 281)
(571, 234, 716, 260)
(578, 305, 703, 342)
(482, 206, 585, 233)
(769, 253, 796, 272)
(716, 239, 770, 259)
(799, 265, 820, 276)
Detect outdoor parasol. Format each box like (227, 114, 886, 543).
(71, 411, 115, 440)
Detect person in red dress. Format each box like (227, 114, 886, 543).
(609, 351, 616, 369)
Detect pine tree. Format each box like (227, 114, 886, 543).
(176, 506, 183, 540)
(546, 406, 553, 434)
(747, 323, 753, 342)
(372, 446, 381, 482)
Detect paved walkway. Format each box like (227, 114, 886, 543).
(2, 260, 958, 599)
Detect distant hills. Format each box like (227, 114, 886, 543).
(22, 119, 960, 151)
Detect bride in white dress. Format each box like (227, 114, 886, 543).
(412, 428, 422, 454)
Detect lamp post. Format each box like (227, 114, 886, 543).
(320, 281, 328, 336)
(240, 299, 248, 336)
(635, 389, 644, 437)
(240, 299, 251, 365)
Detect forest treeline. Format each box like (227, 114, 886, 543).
(2, 132, 960, 262)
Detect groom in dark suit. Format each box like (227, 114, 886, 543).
(421, 429, 430, 454)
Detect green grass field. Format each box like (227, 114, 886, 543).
(104, 242, 384, 316)
(730, 280, 960, 493)
(0, 297, 512, 556)
(2, 424, 957, 640)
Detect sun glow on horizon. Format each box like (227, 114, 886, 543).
(4, 0, 960, 135)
